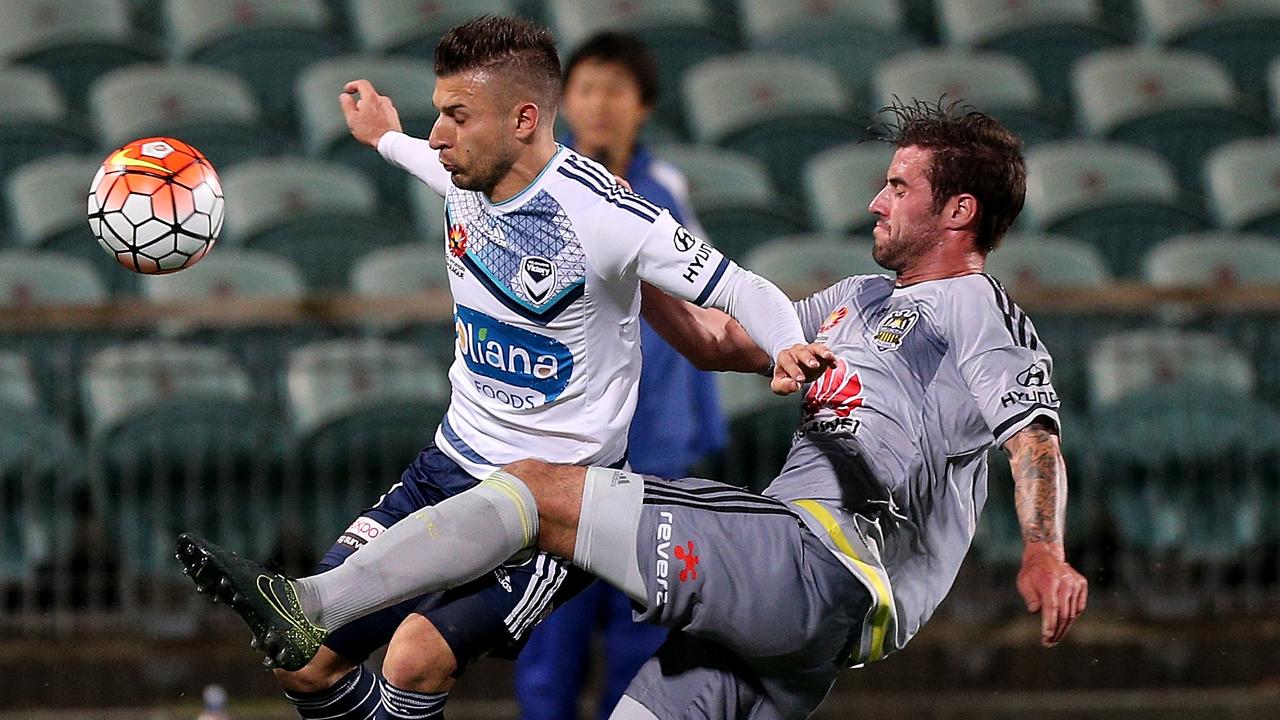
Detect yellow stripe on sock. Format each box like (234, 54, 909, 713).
(483, 473, 535, 546)
(794, 499, 893, 663)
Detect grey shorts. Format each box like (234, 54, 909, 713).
(621, 476, 872, 720)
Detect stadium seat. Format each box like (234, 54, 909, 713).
(986, 233, 1112, 289)
(873, 49, 1066, 146)
(3, 154, 127, 289)
(1088, 329, 1280, 614)
(738, 0, 920, 102)
(220, 156, 408, 290)
(164, 0, 347, 133)
(715, 370, 801, 492)
(81, 342, 285, 578)
(285, 339, 449, 539)
(803, 142, 894, 236)
(1143, 233, 1280, 288)
(407, 175, 447, 240)
(0, 0, 159, 111)
(652, 143, 805, 259)
(0, 351, 80, 585)
(743, 235, 885, 298)
(0, 68, 93, 222)
(297, 55, 438, 210)
(350, 242, 454, 359)
(937, 0, 1122, 109)
(1072, 48, 1268, 190)
(550, 0, 737, 135)
(1088, 329, 1253, 408)
(1142, 231, 1280, 403)
(1204, 137, 1280, 235)
(349, 0, 513, 58)
(1137, 0, 1280, 107)
(684, 53, 859, 189)
(1023, 140, 1210, 274)
(88, 64, 286, 168)
(0, 249, 107, 307)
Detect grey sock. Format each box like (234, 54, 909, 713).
(295, 471, 538, 631)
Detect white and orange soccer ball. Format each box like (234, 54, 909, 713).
(87, 137, 224, 274)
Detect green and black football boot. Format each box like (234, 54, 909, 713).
(176, 533, 327, 671)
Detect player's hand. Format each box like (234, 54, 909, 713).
(771, 343, 835, 395)
(613, 175, 633, 192)
(1016, 546, 1087, 647)
(340, 79, 403, 148)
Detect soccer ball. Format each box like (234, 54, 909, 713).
(88, 137, 224, 274)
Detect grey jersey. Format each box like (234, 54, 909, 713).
(763, 273, 1060, 662)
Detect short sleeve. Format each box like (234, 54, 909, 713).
(794, 278, 862, 342)
(949, 276, 1062, 446)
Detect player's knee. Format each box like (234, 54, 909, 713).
(273, 646, 356, 694)
(501, 458, 552, 487)
(382, 615, 458, 693)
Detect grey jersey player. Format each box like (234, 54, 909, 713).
(178, 101, 1087, 720)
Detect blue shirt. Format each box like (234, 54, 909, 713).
(564, 138, 728, 477)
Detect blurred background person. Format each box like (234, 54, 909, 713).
(513, 30, 728, 720)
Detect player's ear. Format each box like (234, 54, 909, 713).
(512, 101, 541, 140)
(944, 193, 979, 232)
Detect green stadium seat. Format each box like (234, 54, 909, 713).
(550, 0, 737, 136)
(297, 55, 438, 210)
(0, 351, 81, 586)
(652, 143, 804, 259)
(1072, 48, 1268, 190)
(88, 64, 287, 169)
(743, 235, 885, 298)
(803, 142, 893, 236)
(1088, 330, 1280, 615)
(1024, 140, 1210, 275)
(82, 342, 285, 579)
(0, 0, 159, 111)
(715, 370, 801, 492)
(738, 0, 920, 102)
(986, 233, 1112, 289)
(1271, 55, 1280, 125)
(407, 175, 446, 240)
(350, 242, 453, 360)
(1204, 137, 1280, 236)
(164, 0, 347, 134)
(0, 68, 94, 224)
(285, 339, 449, 540)
(220, 156, 408, 290)
(139, 247, 313, 381)
(1143, 233, 1280, 288)
(684, 53, 859, 189)
(349, 0, 514, 58)
(0, 249, 107, 307)
(4, 154, 129, 291)
(873, 49, 1066, 147)
(937, 0, 1123, 109)
(1138, 0, 1280, 107)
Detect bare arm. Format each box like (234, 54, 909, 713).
(640, 284, 833, 393)
(640, 283, 769, 373)
(1002, 421, 1088, 647)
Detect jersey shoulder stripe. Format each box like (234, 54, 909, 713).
(563, 154, 664, 220)
(557, 157, 662, 222)
(980, 273, 1039, 350)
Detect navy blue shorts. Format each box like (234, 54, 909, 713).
(316, 445, 594, 674)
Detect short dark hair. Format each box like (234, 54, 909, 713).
(435, 15, 562, 109)
(564, 31, 660, 108)
(876, 98, 1026, 253)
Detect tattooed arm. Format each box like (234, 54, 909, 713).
(1002, 421, 1088, 647)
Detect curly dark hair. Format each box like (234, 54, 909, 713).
(875, 98, 1026, 253)
(435, 15, 562, 110)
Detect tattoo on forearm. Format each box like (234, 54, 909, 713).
(1008, 424, 1065, 546)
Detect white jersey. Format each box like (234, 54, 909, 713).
(377, 132, 802, 479)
